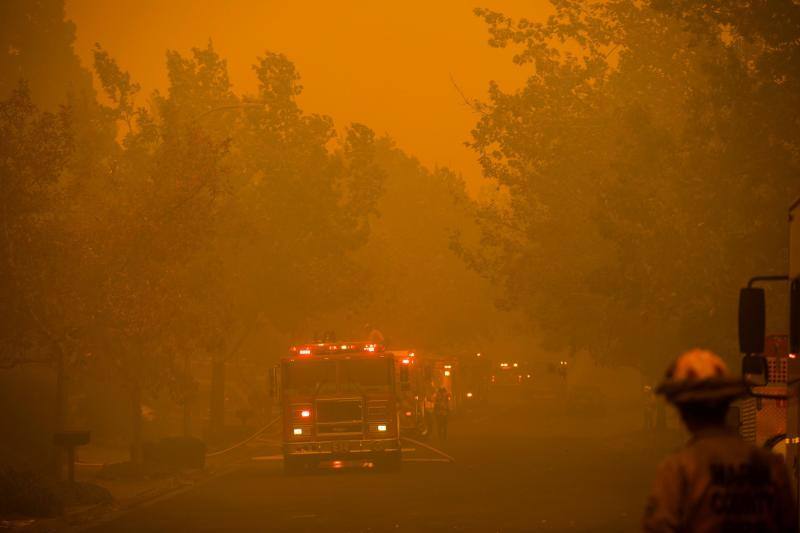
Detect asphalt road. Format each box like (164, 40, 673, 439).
(86, 400, 673, 532)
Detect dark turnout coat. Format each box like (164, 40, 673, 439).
(643, 427, 797, 532)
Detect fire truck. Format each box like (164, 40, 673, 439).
(390, 350, 459, 435)
(489, 360, 534, 406)
(458, 352, 491, 408)
(391, 350, 426, 435)
(737, 197, 800, 515)
(277, 341, 401, 473)
(731, 335, 790, 452)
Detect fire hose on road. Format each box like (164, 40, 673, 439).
(75, 417, 282, 467)
(77, 418, 455, 465)
(205, 416, 281, 457)
(400, 436, 456, 463)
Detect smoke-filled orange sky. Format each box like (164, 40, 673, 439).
(65, 0, 551, 189)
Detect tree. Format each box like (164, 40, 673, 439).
(65, 45, 232, 464)
(353, 138, 511, 353)
(0, 0, 93, 109)
(467, 1, 799, 376)
(0, 83, 73, 428)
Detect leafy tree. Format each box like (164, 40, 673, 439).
(0, 83, 72, 412)
(0, 0, 93, 108)
(467, 1, 799, 376)
(63, 45, 232, 463)
(353, 138, 509, 353)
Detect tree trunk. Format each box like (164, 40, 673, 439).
(182, 353, 192, 438)
(55, 347, 66, 431)
(52, 347, 67, 479)
(209, 355, 225, 443)
(130, 382, 143, 467)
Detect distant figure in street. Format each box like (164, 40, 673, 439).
(434, 387, 450, 441)
(424, 394, 435, 437)
(643, 349, 797, 532)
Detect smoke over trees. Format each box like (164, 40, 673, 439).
(464, 0, 800, 376)
(1, 0, 798, 472)
(0, 1, 486, 465)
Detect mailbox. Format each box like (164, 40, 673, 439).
(53, 430, 91, 448)
(53, 430, 91, 483)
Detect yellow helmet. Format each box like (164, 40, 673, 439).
(656, 349, 746, 404)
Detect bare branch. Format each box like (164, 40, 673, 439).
(449, 73, 487, 115)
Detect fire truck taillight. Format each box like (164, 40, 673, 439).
(293, 428, 303, 436)
(300, 410, 311, 418)
(377, 424, 387, 432)
(401, 358, 410, 365)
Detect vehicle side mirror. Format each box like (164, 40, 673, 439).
(739, 287, 766, 354)
(742, 354, 768, 386)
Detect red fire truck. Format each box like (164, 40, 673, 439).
(391, 350, 481, 435)
(391, 350, 427, 436)
(737, 196, 800, 519)
(278, 341, 401, 473)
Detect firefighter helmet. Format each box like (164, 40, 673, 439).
(656, 349, 746, 404)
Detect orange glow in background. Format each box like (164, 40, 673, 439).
(66, 0, 551, 190)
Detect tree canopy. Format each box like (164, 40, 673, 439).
(467, 0, 800, 373)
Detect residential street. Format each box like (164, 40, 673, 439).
(85, 402, 677, 532)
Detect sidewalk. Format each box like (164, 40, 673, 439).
(8, 426, 280, 532)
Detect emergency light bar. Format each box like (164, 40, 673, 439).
(289, 342, 386, 356)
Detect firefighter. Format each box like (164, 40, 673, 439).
(424, 393, 435, 437)
(643, 349, 797, 532)
(434, 386, 451, 441)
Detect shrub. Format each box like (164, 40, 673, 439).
(143, 437, 206, 472)
(0, 468, 62, 517)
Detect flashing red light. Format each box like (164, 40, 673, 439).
(332, 460, 343, 469)
(409, 352, 416, 358)
(402, 358, 410, 365)
(300, 410, 311, 418)
(290, 342, 385, 356)
(405, 411, 412, 416)
(790, 353, 798, 359)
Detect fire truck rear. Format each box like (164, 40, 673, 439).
(736, 196, 800, 520)
(280, 342, 401, 473)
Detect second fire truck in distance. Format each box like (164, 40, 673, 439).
(391, 350, 427, 436)
(278, 341, 401, 473)
(391, 350, 492, 436)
